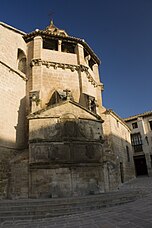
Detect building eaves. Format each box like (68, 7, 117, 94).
(23, 30, 100, 65)
(0, 22, 26, 35)
(0, 60, 27, 81)
(104, 109, 131, 131)
(124, 110, 152, 122)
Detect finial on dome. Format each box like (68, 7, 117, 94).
(50, 19, 54, 25)
(45, 20, 68, 37)
(47, 19, 55, 30)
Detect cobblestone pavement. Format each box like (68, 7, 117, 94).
(1, 176, 152, 228)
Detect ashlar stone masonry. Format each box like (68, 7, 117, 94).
(0, 21, 135, 199)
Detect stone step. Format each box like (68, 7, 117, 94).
(0, 190, 144, 223)
(0, 197, 137, 216)
(0, 190, 142, 207)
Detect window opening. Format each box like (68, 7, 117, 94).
(83, 93, 96, 114)
(88, 58, 95, 70)
(61, 41, 76, 53)
(17, 49, 26, 74)
(132, 122, 138, 129)
(131, 133, 143, 152)
(43, 39, 58, 51)
(116, 120, 119, 128)
(149, 120, 152, 131)
(126, 146, 130, 162)
(84, 49, 96, 70)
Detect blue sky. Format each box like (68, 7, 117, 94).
(1, 0, 152, 118)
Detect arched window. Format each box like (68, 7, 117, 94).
(17, 49, 26, 74)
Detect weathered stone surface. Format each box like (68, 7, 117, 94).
(101, 109, 135, 191)
(0, 21, 135, 199)
(29, 166, 104, 198)
(28, 101, 103, 197)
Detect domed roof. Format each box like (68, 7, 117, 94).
(45, 20, 68, 37)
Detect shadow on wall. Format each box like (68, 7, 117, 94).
(16, 96, 28, 149)
(27, 116, 135, 199)
(0, 116, 135, 199)
(0, 138, 28, 199)
(0, 96, 28, 150)
(0, 95, 28, 199)
(103, 133, 136, 192)
(28, 117, 104, 198)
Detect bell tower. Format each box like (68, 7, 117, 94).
(24, 20, 104, 115)
(24, 21, 105, 198)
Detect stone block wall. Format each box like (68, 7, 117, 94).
(0, 57, 27, 149)
(28, 102, 104, 198)
(0, 21, 137, 199)
(0, 23, 26, 70)
(27, 35, 103, 115)
(0, 147, 28, 199)
(0, 23, 28, 199)
(30, 166, 103, 198)
(42, 66, 80, 105)
(0, 23, 27, 149)
(0, 148, 15, 199)
(42, 49, 78, 65)
(8, 150, 29, 199)
(101, 110, 135, 191)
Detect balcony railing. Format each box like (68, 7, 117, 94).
(133, 144, 143, 153)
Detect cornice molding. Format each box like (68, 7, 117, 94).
(23, 31, 100, 65)
(0, 61, 27, 81)
(0, 22, 26, 35)
(30, 58, 102, 88)
(105, 109, 131, 131)
(124, 111, 152, 122)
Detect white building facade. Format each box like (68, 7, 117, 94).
(125, 111, 152, 177)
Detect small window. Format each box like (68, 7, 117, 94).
(126, 146, 130, 162)
(43, 39, 58, 51)
(132, 122, 138, 129)
(84, 49, 89, 59)
(149, 121, 152, 131)
(83, 94, 96, 113)
(61, 41, 76, 53)
(116, 120, 119, 128)
(88, 58, 95, 70)
(17, 49, 26, 74)
(84, 50, 96, 70)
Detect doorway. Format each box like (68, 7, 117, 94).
(134, 155, 148, 176)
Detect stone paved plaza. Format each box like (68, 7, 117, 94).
(1, 176, 152, 228)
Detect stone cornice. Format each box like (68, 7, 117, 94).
(0, 61, 27, 81)
(124, 110, 152, 122)
(0, 22, 26, 35)
(30, 58, 101, 88)
(105, 109, 131, 131)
